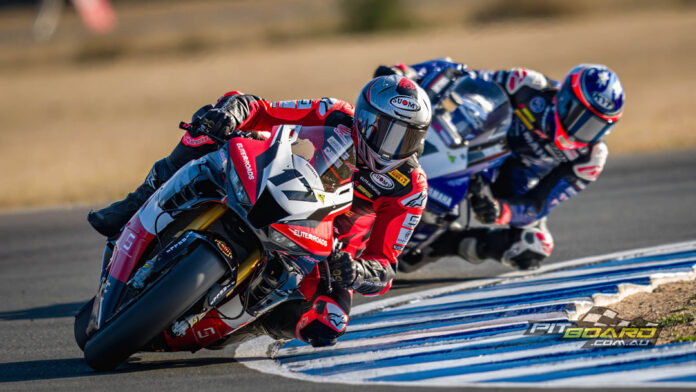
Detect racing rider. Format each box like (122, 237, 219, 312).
(87, 75, 432, 346)
(375, 59, 624, 270)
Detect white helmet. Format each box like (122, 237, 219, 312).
(353, 75, 432, 173)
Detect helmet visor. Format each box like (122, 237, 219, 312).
(557, 82, 615, 144)
(359, 110, 427, 160)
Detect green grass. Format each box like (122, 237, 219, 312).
(659, 311, 695, 327)
(672, 335, 696, 343)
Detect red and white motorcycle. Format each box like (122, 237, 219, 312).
(74, 124, 355, 370)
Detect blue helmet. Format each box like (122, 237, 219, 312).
(552, 64, 624, 150)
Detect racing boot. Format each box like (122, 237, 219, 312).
(87, 158, 173, 237)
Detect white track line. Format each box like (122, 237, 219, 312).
(236, 241, 696, 387)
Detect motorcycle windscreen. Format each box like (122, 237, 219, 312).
(433, 76, 512, 148)
(247, 125, 355, 229)
(291, 125, 356, 192)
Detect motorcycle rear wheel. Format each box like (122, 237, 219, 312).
(83, 244, 228, 371)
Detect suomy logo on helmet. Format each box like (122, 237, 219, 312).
(390, 96, 421, 112)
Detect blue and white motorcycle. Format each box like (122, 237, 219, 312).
(399, 68, 513, 272)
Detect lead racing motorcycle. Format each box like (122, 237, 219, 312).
(398, 68, 514, 272)
(74, 124, 355, 370)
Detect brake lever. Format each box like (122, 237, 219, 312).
(178, 121, 227, 145)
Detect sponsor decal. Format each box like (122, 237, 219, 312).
(591, 91, 615, 111)
(389, 96, 421, 112)
(323, 146, 339, 165)
(402, 213, 421, 229)
(522, 129, 550, 159)
(514, 109, 534, 130)
(303, 162, 321, 182)
(525, 306, 660, 348)
(122, 232, 137, 251)
(214, 239, 233, 259)
(521, 107, 536, 123)
(356, 184, 374, 199)
(327, 136, 344, 153)
(400, 191, 427, 208)
(370, 173, 395, 190)
(236, 143, 254, 180)
(316, 193, 325, 205)
(290, 228, 328, 247)
(182, 133, 214, 147)
(165, 232, 191, 255)
(210, 281, 236, 306)
(196, 327, 218, 339)
(388, 169, 410, 186)
(274, 99, 312, 109)
(360, 177, 381, 195)
(393, 244, 404, 251)
(396, 227, 414, 246)
(428, 187, 453, 207)
(529, 96, 546, 113)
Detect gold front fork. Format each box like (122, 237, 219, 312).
(178, 203, 261, 286)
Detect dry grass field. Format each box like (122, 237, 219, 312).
(1, 3, 695, 209)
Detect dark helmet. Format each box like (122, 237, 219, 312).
(552, 64, 624, 150)
(353, 75, 432, 173)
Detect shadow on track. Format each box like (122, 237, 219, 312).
(0, 302, 84, 321)
(0, 355, 262, 383)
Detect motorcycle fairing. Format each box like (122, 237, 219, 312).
(242, 125, 354, 256)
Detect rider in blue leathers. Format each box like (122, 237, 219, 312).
(375, 58, 625, 270)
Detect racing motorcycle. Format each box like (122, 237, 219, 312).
(398, 68, 513, 272)
(74, 123, 355, 370)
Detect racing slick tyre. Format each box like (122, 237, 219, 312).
(74, 297, 95, 351)
(83, 245, 228, 371)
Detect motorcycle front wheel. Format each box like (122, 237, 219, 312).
(83, 244, 228, 371)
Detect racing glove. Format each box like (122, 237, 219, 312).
(328, 252, 394, 295)
(471, 193, 511, 225)
(197, 107, 234, 139)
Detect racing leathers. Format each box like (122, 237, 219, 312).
(89, 92, 427, 346)
(378, 58, 609, 269)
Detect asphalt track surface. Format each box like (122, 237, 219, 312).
(1, 149, 695, 391)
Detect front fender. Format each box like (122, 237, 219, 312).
(88, 231, 239, 336)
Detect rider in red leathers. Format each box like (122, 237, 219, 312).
(87, 75, 432, 346)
